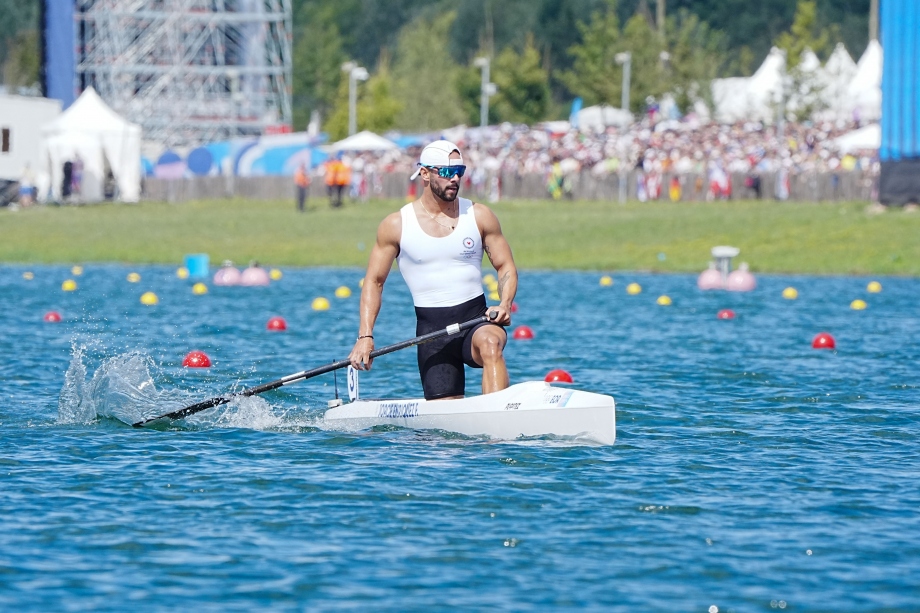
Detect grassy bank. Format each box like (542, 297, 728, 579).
(1, 198, 918, 275)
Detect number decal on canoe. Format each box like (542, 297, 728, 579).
(543, 390, 573, 407)
(377, 401, 420, 418)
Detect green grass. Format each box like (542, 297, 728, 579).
(1, 198, 918, 275)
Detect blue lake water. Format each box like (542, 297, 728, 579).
(1, 264, 918, 611)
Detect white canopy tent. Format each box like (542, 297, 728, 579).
(819, 43, 858, 118)
(330, 130, 398, 152)
(575, 105, 634, 131)
(711, 47, 785, 122)
(846, 39, 883, 121)
(39, 87, 142, 202)
(833, 123, 880, 153)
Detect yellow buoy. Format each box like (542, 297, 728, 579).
(482, 274, 496, 285)
(626, 282, 642, 295)
(850, 299, 867, 310)
(22, 272, 34, 280)
(599, 275, 613, 287)
(488, 291, 500, 301)
(782, 287, 798, 300)
(335, 286, 352, 298)
(486, 281, 499, 293)
(312, 297, 330, 311)
(140, 292, 159, 305)
(62, 279, 77, 292)
(71, 265, 84, 276)
(192, 282, 208, 295)
(176, 267, 190, 279)
(656, 295, 672, 306)
(127, 272, 141, 283)
(358, 278, 364, 288)
(269, 268, 283, 281)
(867, 281, 882, 293)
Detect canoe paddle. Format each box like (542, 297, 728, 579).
(132, 313, 496, 427)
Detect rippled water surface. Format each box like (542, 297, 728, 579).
(2, 265, 918, 611)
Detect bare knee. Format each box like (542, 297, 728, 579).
(475, 333, 505, 363)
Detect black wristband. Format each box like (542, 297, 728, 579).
(357, 335, 374, 340)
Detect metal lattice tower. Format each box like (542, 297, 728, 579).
(75, 0, 292, 148)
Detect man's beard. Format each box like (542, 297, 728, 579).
(430, 180, 459, 202)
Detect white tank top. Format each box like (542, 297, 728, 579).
(397, 198, 484, 307)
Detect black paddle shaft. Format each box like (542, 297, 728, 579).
(132, 313, 494, 427)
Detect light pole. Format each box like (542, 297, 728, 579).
(615, 51, 632, 205)
(473, 57, 497, 128)
(615, 52, 631, 113)
(342, 61, 369, 136)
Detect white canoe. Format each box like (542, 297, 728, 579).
(323, 381, 616, 445)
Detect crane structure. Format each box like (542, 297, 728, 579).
(75, 0, 292, 147)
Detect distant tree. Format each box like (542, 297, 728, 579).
(775, 0, 830, 66)
(2, 29, 39, 89)
(391, 12, 466, 132)
(664, 10, 728, 112)
(558, 0, 624, 108)
(356, 52, 403, 135)
(619, 13, 668, 112)
(0, 0, 38, 80)
(775, 0, 835, 119)
(491, 35, 552, 124)
(291, 8, 347, 131)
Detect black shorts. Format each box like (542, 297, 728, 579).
(415, 294, 502, 400)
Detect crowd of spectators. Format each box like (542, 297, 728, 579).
(331, 116, 880, 202)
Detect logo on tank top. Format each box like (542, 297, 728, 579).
(460, 236, 478, 259)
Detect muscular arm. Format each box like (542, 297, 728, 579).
(474, 203, 518, 325)
(349, 212, 401, 370)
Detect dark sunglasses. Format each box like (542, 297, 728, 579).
(424, 165, 466, 179)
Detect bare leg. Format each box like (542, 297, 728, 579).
(470, 326, 509, 394)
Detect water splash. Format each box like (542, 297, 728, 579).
(58, 345, 183, 426)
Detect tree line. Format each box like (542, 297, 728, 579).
(1, 0, 868, 138)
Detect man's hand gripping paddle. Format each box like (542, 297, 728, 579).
(132, 313, 497, 427)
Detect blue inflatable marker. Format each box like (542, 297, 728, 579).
(184, 254, 210, 278)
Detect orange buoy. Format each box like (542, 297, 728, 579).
(266, 316, 287, 331)
(182, 351, 212, 368)
(544, 369, 573, 383)
(717, 309, 735, 320)
(812, 332, 836, 350)
(512, 325, 534, 340)
(44, 311, 62, 323)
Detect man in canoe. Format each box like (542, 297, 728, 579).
(348, 140, 518, 400)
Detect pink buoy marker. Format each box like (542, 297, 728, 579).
(182, 351, 212, 368)
(544, 369, 573, 384)
(266, 316, 287, 331)
(44, 311, 62, 323)
(717, 309, 735, 320)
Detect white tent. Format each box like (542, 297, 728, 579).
(820, 43, 857, 117)
(832, 123, 880, 153)
(39, 87, 142, 202)
(576, 105, 634, 131)
(711, 47, 785, 122)
(330, 130, 398, 152)
(846, 39, 882, 121)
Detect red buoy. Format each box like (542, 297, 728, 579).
(511, 302, 519, 313)
(182, 351, 212, 368)
(717, 309, 735, 320)
(266, 316, 287, 331)
(512, 325, 534, 340)
(544, 369, 573, 383)
(43, 311, 62, 323)
(812, 332, 836, 350)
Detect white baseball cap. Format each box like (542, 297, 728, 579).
(409, 140, 464, 180)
